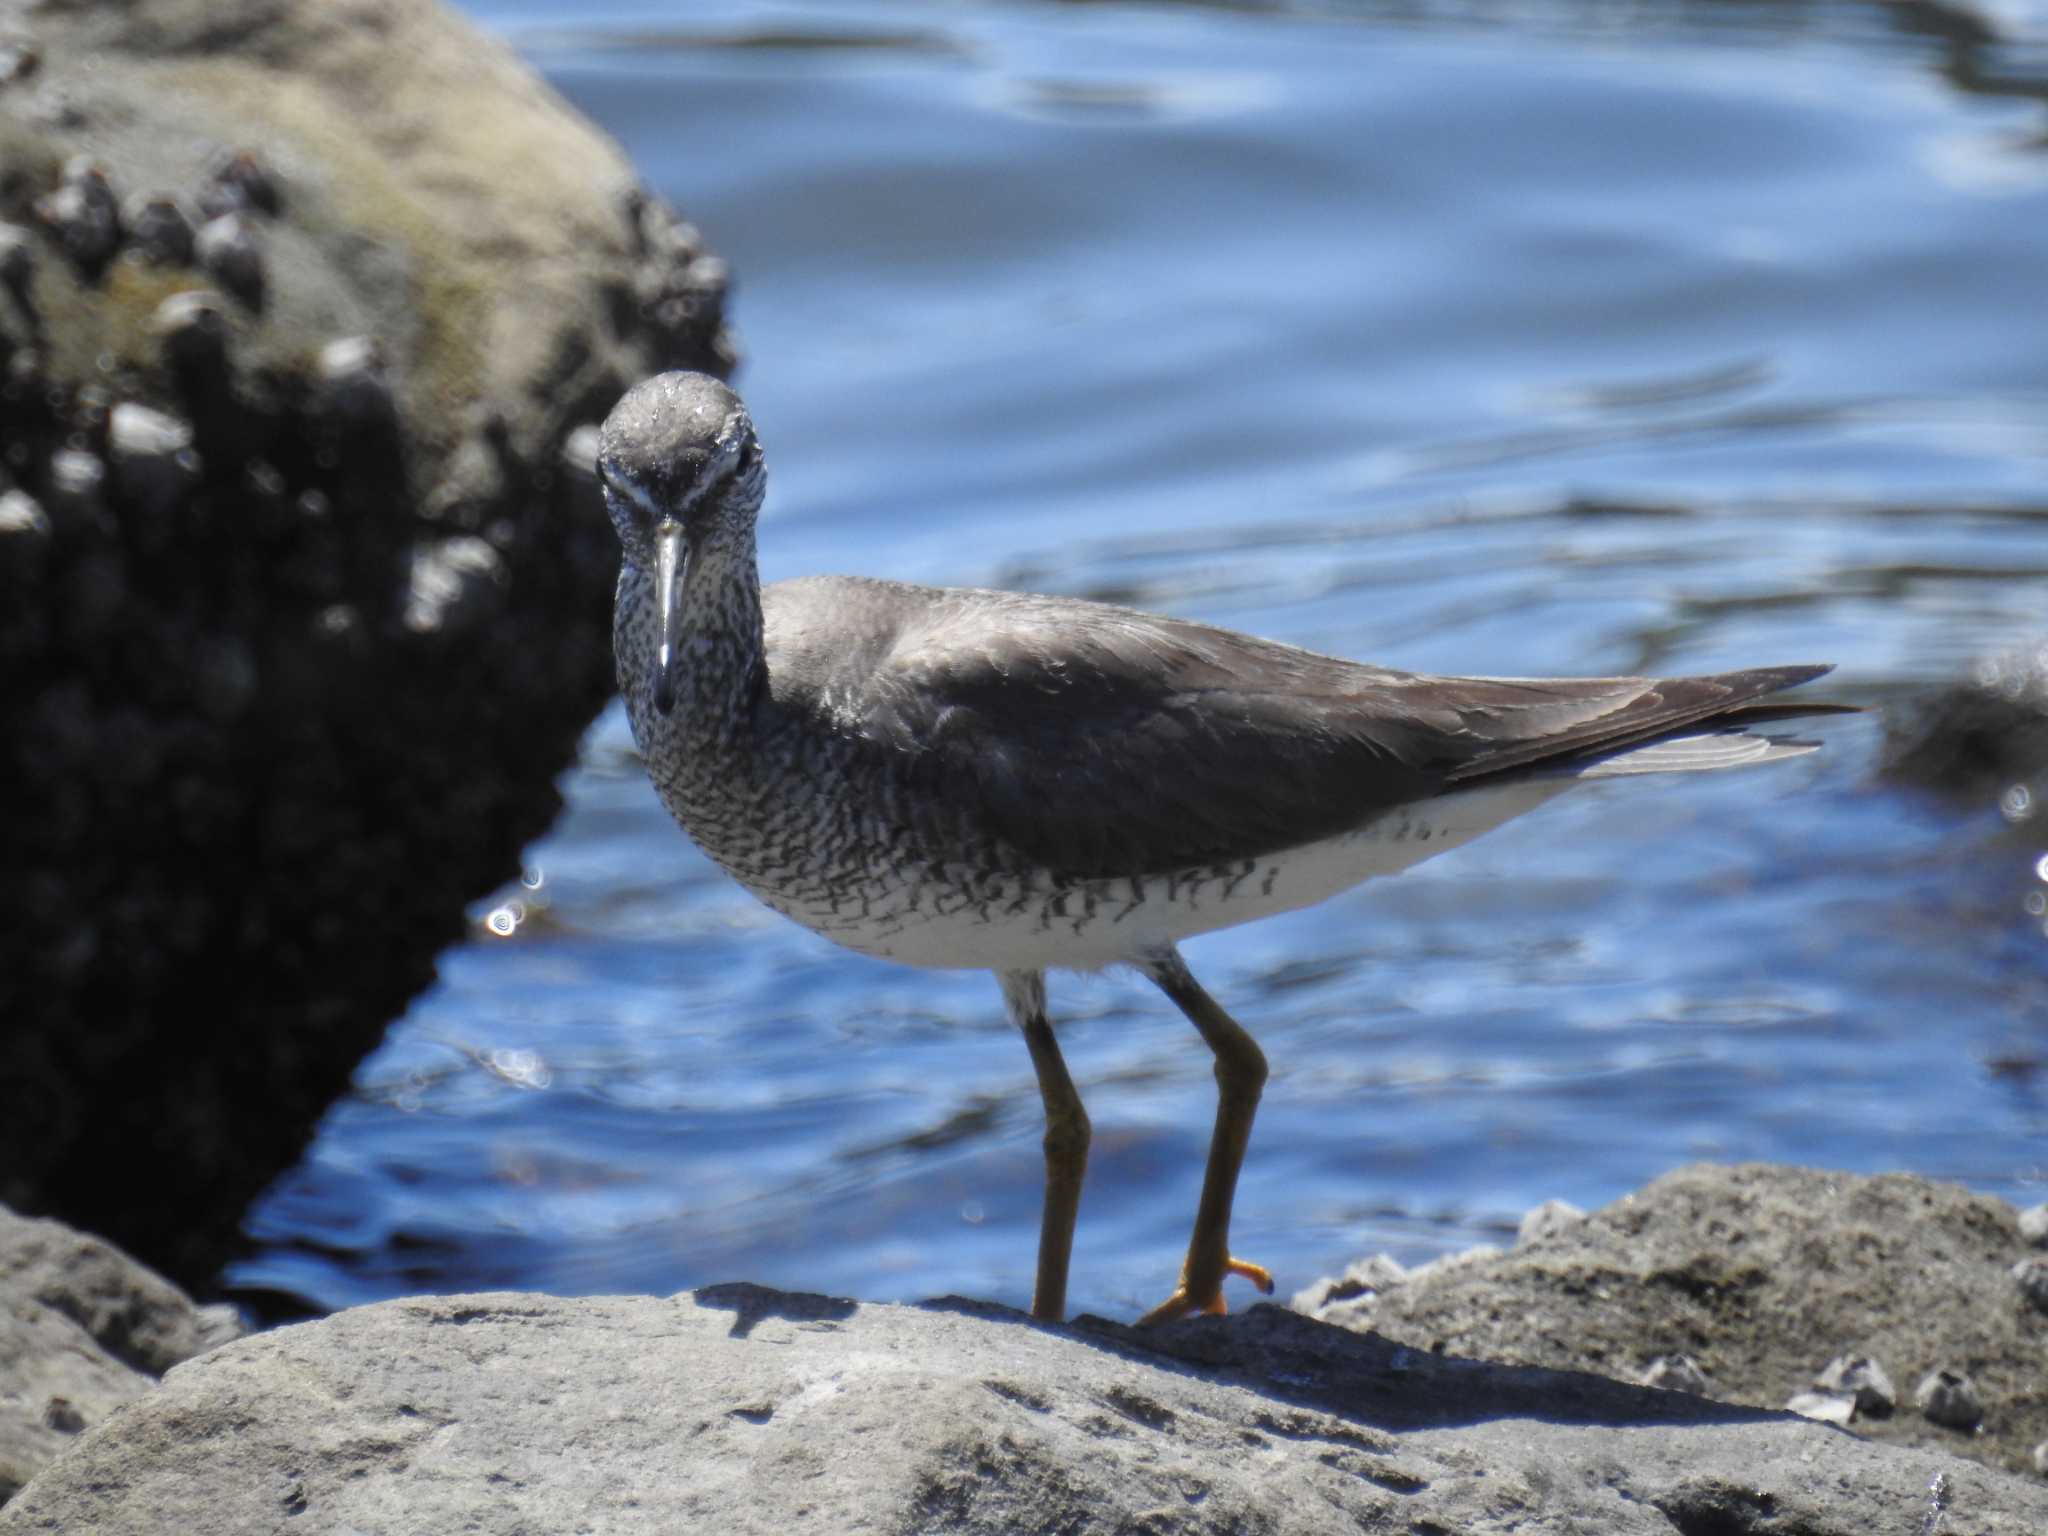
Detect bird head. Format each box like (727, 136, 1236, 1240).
(597, 372, 765, 715)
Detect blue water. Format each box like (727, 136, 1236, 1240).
(233, 0, 2048, 1320)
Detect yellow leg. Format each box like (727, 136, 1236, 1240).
(1135, 948, 1273, 1326)
(1002, 971, 1091, 1323)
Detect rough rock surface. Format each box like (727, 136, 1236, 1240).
(0, 1204, 237, 1507)
(1298, 1163, 2048, 1478)
(0, 0, 731, 1288)
(4, 1283, 2041, 1535)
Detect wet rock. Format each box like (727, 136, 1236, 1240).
(1639, 1354, 1711, 1396)
(1916, 1369, 1984, 1432)
(1517, 1197, 1586, 1247)
(1300, 1165, 2046, 1477)
(192, 211, 264, 309)
(6, 1287, 2048, 1535)
(1816, 1353, 1896, 1418)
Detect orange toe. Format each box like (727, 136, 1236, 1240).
(1135, 1255, 1275, 1326)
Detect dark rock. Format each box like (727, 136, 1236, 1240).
(4, 1286, 2047, 1534)
(0, 0, 733, 1294)
(1298, 1163, 2048, 1477)
(1915, 1368, 1985, 1432)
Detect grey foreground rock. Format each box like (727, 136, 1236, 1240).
(3, 1283, 2039, 1535)
(0, 1205, 236, 1505)
(1297, 1163, 2048, 1477)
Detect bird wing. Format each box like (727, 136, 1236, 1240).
(770, 578, 1833, 882)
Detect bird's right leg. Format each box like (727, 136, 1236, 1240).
(1001, 970, 1091, 1322)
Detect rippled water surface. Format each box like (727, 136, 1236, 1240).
(234, 0, 2048, 1318)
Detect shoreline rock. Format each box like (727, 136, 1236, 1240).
(5, 1280, 2045, 1534)
(1296, 1162, 2048, 1478)
(4, 1163, 2046, 1529)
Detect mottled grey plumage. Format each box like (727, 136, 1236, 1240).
(599, 370, 1848, 1324)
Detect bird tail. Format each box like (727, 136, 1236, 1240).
(1558, 728, 1823, 778)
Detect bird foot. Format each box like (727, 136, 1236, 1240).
(1134, 1256, 1275, 1326)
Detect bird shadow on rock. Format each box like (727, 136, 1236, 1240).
(693, 1280, 861, 1338)
(920, 1293, 1787, 1438)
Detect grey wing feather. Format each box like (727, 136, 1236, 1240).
(768, 577, 1839, 881)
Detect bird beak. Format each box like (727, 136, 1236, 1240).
(653, 518, 685, 716)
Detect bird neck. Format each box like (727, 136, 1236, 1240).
(630, 526, 768, 746)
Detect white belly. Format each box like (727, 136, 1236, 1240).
(756, 779, 1572, 974)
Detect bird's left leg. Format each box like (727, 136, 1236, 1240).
(1001, 970, 1091, 1323)
(1134, 947, 1274, 1325)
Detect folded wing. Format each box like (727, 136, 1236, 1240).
(777, 580, 1837, 882)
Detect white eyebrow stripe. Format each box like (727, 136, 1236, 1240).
(602, 468, 667, 524)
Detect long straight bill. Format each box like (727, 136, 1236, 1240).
(653, 519, 685, 715)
